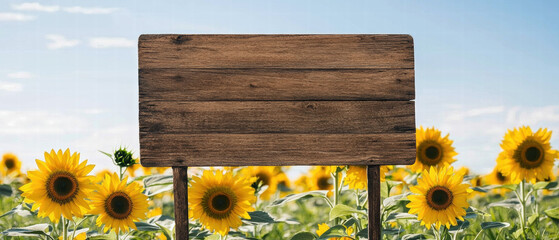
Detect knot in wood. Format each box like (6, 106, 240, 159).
(305, 103, 317, 110)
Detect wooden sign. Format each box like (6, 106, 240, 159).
(138, 34, 415, 240)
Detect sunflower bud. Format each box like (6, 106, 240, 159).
(113, 148, 135, 167)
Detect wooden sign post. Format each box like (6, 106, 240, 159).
(138, 34, 415, 240)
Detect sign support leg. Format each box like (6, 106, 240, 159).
(367, 165, 381, 240)
(173, 167, 189, 240)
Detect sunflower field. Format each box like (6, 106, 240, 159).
(1, 125, 559, 240)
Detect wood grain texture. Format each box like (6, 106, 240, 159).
(138, 34, 414, 69)
(139, 68, 414, 101)
(140, 101, 414, 134)
(172, 167, 189, 240)
(368, 165, 381, 240)
(139, 133, 415, 167)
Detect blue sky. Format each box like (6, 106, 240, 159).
(1, 1, 559, 174)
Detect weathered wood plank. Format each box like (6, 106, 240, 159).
(368, 165, 381, 240)
(172, 167, 189, 239)
(139, 68, 414, 101)
(139, 133, 416, 167)
(138, 34, 414, 69)
(139, 101, 414, 134)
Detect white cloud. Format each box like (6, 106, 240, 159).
(0, 110, 88, 135)
(63, 6, 118, 14)
(0, 12, 35, 21)
(0, 82, 23, 92)
(45, 34, 79, 49)
(12, 2, 59, 12)
(505, 105, 559, 126)
(89, 38, 135, 48)
(446, 106, 504, 121)
(7, 71, 33, 79)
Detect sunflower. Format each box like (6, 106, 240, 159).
(19, 149, 95, 222)
(189, 170, 256, 235)
(126, 163, 140, 177)
(410, 127, 457, 173)
(344, 165, 392, 190)
(496, 126, 558, 183)
(276, 172, 292, 197)
(294, 175, 309, 193)
(1, 153, 22, 176)
(89, 173, 148, 233)
(485, 167, 511, 186)
(316, 223, 353, 240)
(94, 169, 113, 183)
(406, 166, 469, 229)
(388, 167, 410, 196)
(241, 166, 277, 200)
(307, 166, 334, 193)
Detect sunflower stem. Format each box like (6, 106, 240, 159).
(62, 217, 68, 240)
(333, 169, 340, 225)
(519, 180, 528, 240)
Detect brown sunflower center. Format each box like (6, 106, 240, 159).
(211, 193, 231, 212)
(418, 141, 443, 166)
(317, 176, 332, 190)
(255, 172, 270, 186)
(202, 187, 237, 219)
(514, 140, 545, 169)
(46, 171, 79, 204)
(4, 158, 15, 169)
(426, 186, 453, 210)
(105, 191, 133, 219)
(496, 171, 507, 182)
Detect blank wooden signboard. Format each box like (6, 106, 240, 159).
(138, 34, 415, 240)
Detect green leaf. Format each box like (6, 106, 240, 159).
(471, 186, 488, 193)
(144, 174, 174, 187)
(545, 207, 559, 220)
(383, 228, 404, 235)
(156, 223, 174, 240)
(0, 204, 33, 218)
(268, 191, 328, 207)
(481, 222, 510, 229)
(145, 184, 174, 197)
(0, 184, 13, 197)
(242, 211, 299, 225)
(356, 228, 368, 238)
(98, 150, 114, 159)
(488, 199, 520, 209)
(87, 236, 112, 240)
(383, 192, 411, 208)
(134, 222, 160, 231)
(143, 175, 174, 196)
(290, 232, 316, 240)
(329, 204, 367, 221)
(317, 225, 346, 240)
(402, 233, 427, 240)
(385, 212, 417, 221)
(448, 220, 470, 232)
(381, 181, 389, 199)
(533, 181, 558, 190)
(242, 211, 276, 225)
(1, 223, 51, 237)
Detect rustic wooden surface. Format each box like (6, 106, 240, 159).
(368, 165, 381, 240)
(140, 101, 414, 134)
(172, 167, 189, 239)
(141, 133, 415, 167)
(139, 34, 415, 240)
(139, 34, 414, 69)
(139, 68, 414, 101)
(139, 34, 415, 167)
